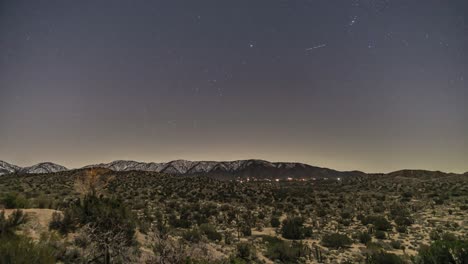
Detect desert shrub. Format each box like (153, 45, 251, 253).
(1, 193, 29, 209)
(263, 236, 310, 263)
(241, 225, 252, 237)
(396, 225, 407, 233)
(321, 233, 352, 249)
(362, 215, 392, 231)
(236, 242, 256, 261)
(0, 210, 28, 238)
(270, 217, 281, 228)
(48, 212, 74, 235)
(317, 208, 327, 217)
(0, 235, 56, 264)
(0, 209, 56, 263)
(199, 223, 222, 241)
(375, 230, 386, 239)
(394, 216, 413, 227)
(429, 230, 441, 241)
(48, 212, 62, 231)
(182, 228, 202, 243)
(341, 211, 352, 219)
(281, 217, 310, 240)
(440, 232, 457, 242)
(359, 232, 372, 244)
(390, 240, 402, 250)
(57, 195, 137, 263)
(415, 239, 468, 264)
(35, 196, 53, 209)
(168, 213, 192, 229)
(366, 251, 404, 264)
(303, 226, 313, 238)
(433, 198, 444, 205)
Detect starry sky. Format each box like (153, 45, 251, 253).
(0, 0, 467, 173)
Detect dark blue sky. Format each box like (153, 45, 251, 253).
(0, 0, 467, 172)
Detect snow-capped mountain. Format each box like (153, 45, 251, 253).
(0, 161, 20, 175)
(84, 159, 362, 179)
(3, 159, 460, 180)
(83, 160, 166, 172)
(19, 162, 68, 174)
(0, 161, 68, 175)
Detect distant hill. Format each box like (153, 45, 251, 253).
(386, 169, 459, 179)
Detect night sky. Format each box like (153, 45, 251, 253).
(1, 0, 467, 173)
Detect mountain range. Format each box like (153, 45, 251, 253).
(0, 161, 68, 175)
(1, 159, 465, 179)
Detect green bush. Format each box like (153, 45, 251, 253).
(415, 239, 468, 264)
(241, 225, 252, 237)
(281, 217, 311, 240)
(0, 210, 28, 238)
(303, 226, 313, 238)
(375, 230, 386, 239)
(396, 225, 407, 233)
(236, 242, 256, 261)
(366, 251, 403, 264)
(0, 209, 56, 263)
(394, 216, 413, 227)
(362, 215, 392, 231)
(48, 212, 74, 235)
(359, 232, 372, 244)
(270, 217, 281, 228)
(390, 240, 402, 250)
(182, 228, 202, 243)
(199, 223, 222, 241)
(1, 193, 29, 209)
(263, 236, 310, 263)
(52, 195, 137, 263)
(321, 233, 353, 249)
(0, 235, 56, 264)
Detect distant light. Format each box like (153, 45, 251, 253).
(287, 177, 293, 181)
(275, 179, 280, 182)
(337, 178, 341, 181)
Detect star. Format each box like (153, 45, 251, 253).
(349, 16, 358, 26)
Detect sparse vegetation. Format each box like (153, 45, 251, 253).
(0, 168, 467, 263)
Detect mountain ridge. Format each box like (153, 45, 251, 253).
(0, 159, 462, 179)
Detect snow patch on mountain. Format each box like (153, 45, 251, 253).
(0, 161, 20, 175)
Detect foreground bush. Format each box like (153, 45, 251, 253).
(0, 210, 28, 238)
(1, 193, 29, 209)
(50, 195, 137, 263)
(0, 235, 56, 264)
(0, 209, 56, 263)
(414, 239, 468, 264)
